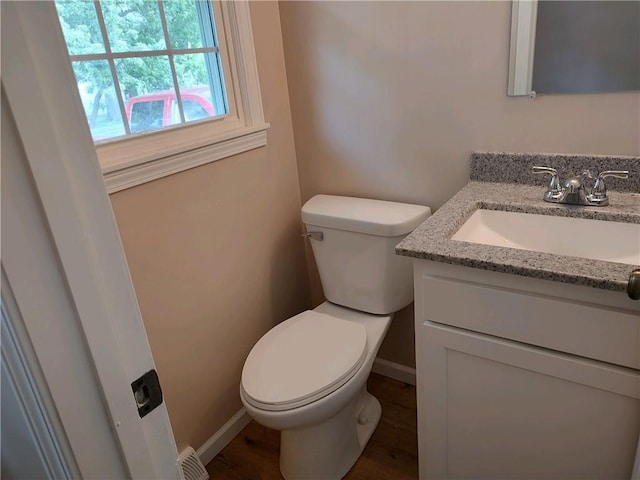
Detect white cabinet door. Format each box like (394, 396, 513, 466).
(417, 321, 640, 480)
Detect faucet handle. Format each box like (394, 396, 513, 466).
(532, 166, 562, 197)
(588, 170, 629, 205)
(592, 170, 629, 194)
(597, 170, 629, 181)
(532, 165, 558, 175)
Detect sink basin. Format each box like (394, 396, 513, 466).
(451, 209, 640, 265)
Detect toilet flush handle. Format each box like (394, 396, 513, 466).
(302, 231, 324, 241)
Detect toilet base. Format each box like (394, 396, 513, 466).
(279, 386, 382, 480)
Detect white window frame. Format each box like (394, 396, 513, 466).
(71, 0, 269, 193)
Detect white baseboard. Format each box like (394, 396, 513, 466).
(196, 407, 251, 467)
(372, 357, 416, 386)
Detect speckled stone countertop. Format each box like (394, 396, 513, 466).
(396, 153, 640, 292)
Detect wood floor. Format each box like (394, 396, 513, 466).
(206, 373, 418, 479)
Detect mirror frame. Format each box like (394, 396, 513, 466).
(508, 0, 538, 96)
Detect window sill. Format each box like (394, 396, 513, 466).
(103, 123, 269, 193)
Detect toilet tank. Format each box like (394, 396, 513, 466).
(301, 195, 431, 315)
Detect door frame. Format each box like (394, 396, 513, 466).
(2, 2, 181, 477)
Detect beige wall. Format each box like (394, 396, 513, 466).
(110, 1, 309, 452)
(279, 1, 640, 367)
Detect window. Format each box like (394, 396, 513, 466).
(55, 0, 228, 141)
(53, 0, 267, 193)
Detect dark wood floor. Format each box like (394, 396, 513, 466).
(206, 373, 418, 479)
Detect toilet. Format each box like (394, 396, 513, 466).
(240, 194, 431, 479)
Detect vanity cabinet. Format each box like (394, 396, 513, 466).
(414, 260, 640, 479)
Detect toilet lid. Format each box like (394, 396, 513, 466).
(241, 310, 368, 411)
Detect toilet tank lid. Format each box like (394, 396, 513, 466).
(301, 195, 431, 237)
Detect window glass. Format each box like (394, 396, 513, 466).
(174, 53, 223, 119)
(72, 60, 125, 140)
(130, 100, 165, 134)
(116, 56, 175, 99)
(183, 100, 210, 122)
(55, 0, 105, 55)
(115, 55, 180, 132)
(164, 0, 209, 49)
(100, 0, 166, 53)
(54, 0, 228, 143)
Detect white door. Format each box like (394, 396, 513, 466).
(1, 2, 181, 478)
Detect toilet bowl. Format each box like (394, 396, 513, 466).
(241, 302, 391, 479)
(240, 195, 431, 479)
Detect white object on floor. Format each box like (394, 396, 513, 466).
(178, 446, 208, 480)
(240, 194, 430, 479)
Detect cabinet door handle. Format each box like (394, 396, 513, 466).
(628, 269, 640, 300)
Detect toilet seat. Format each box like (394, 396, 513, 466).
(241, 310, 368, 411)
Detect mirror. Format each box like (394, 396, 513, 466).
(508, 0, 640, 96)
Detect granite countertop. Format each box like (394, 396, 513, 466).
(396, 153, 640, 292)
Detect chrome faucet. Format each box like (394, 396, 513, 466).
(532, 166, 629, 206)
